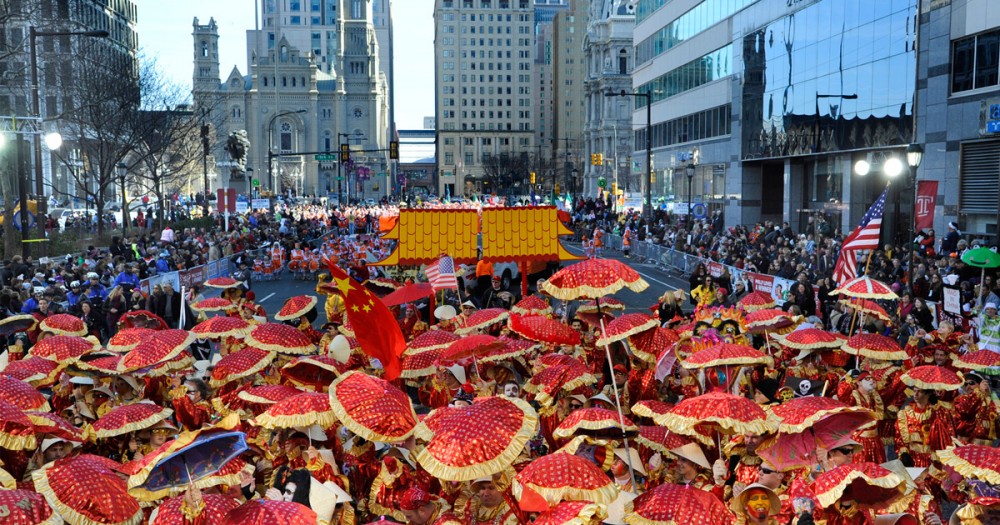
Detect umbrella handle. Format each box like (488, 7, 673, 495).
(597, 306, 639, 493)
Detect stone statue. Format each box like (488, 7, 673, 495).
(225, 130, 250, 175)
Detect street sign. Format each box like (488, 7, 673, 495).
(336, 176, 344, 181)
(13, 211, 34, 231)
(315, 154, 337, 161)
(597, 177, 607, 188)
(692, 202, 707, 219)
(251, 178, 260, 187)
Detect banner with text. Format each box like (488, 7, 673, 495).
(915, 181, 938, 230)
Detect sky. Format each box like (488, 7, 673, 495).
(138, 0, 435, 130)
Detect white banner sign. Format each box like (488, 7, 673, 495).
(235, 201, 249, 214)
(251, 199, 270, 210)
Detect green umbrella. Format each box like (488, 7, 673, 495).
(962, 247, 1000, 268)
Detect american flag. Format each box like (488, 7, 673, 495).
(425, 256, 459, 291)
(833, 187, 888, 285)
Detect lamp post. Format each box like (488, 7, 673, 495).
(116, 162, 128, 236)
(686, 163, 695, 226)
(571, 167, 579, 207)
(337, 131, 365, 205)
(267, 109, 307, 195)
(606, 90, 653, 232)
(906, 143, 924, 292)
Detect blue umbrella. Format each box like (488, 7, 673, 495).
(141, 430, 247, 493)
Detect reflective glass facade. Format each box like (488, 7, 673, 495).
(635, 0, 759, 65)
(636, 45, 732, 107)
(635, 0, 672, 24)
(739, 0, 917, 159)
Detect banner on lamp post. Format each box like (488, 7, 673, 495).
(915, 181, 938, 230)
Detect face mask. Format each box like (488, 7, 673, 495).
(746, 491, 771, 520)
(861, 378, 876, 391)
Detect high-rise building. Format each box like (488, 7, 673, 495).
(583, 0, 634, 197)
(193, 0, 390, 200)
(533, 0, 567, 165)
(434, 0, 536, 198)
(551, 0, 588, 197)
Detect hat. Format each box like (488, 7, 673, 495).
(399, 486, 431, 510)
(730, 483, 781, 517)
(948, 221, 958, 230)
(41, 438, 73, 453)
(446, 364, 467, 385)
(588, 393, 614, 407)
(150, 420, 179, 434)
(567, 394, 588, 406)
(755, 378, 780, 403)
(492, 275, 501, 282)
(613, 448, 646, 476)
(461, 301, 476, 308)
(612, 364, 627, 375)
(69, 376, 95, 385)
(603, 492, 637, 525)
(670, 442, 711, 470)
(966, 371, 985, 384)
(70, 281, 81, 288)
(434, 305, 457, 321)
(453, 383, 475, 404)
(310, 478, 352, 522)
(986, 302, 998, 311)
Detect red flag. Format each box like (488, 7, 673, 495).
(325, 262, 406, 380)
(914, 180, 938, 230)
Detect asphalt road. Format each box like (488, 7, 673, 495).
(234, 241, 692, 324)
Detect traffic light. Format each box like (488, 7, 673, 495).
(389, 141, 399, 160)
(340, 143, 350, 163)
(650, 171, 656, 183)
(530, 171, 536, 184)
(590, 153, 598, 166)
(611, 182, 618, 195)
(554, 183, 561, 195)
(596, 153, 604, 165)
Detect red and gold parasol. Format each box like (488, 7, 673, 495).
(190, 297, 235, 313)
(280, 354, 347, 388)
(436, 335, 506, 367)
(274, 295, 319, 321)
(107, 327, 156, 352)
(30, 334, 99, 362)
(744, 309, 797, 333)
(400, 348, 444, 379)
(526, 363, 598, 408)
(511, 295, 553, 316)
(595, 313, 659, 346)
(624, 482, 734, 525)
(3, 357, 62, 386)
(119, 310, 169, 330)
(0, 489, 59, 525)
(954, 350, 1000, 371)
(552, 407, 638, 439)
(653, 391, 775, 437)
(635, 426, 692, 456)
(406, 330, 461, 354)
(509, 314, 581, 346)
(775, 328, 844, 351)
(839, 298, 892, 323)
(39, 313, 87, 336)
(192, 315, 253, 339)
(210, 348, 277, 388)
(481, 338, 540, 364)
(512, 452, 619, 508)
(204, 276, 241, 289)
(73, 353, 123, 376)
(937, 445, 1000, 485)
(415, 396, 538, 481)
(534, 502, 607, 525)
(329, 370, 418, 443)
(843, 333, 908, 361)
(901, 365, 963, 391)
(88, 403, 173, 440)
(542, 259, 649, 301)
(238, 385, 303, 405)
(456, 308, 511, 335)
(221, 499, 317, 525)
(810, 462, 906, 510)
(737, 291, 776, 312)
(834, 276, 898, 300)
(576, 297, 626, 314)
(32, 454, 143, 525)
(681, 342, 772, 369)
(246, 323, 317, 355)
(365, 277, 402, 295)
(254, 392, 336, 429)
(118, 329, 196, 373)
(26, 411, 84, 443)
(0, 376, 50, 412)
(758, 397, 875, 470)
(629, 327, 678, 365)
(0, 399, 37, 450)
(151, 493, 240, 525)
(0, 314, 36, 337)
(631, 400, 673, 421)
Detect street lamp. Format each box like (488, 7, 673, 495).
(685, 163, 695, 226)
(267, 109, 307, 194)
(606, 89, 653, 233)
(571, 167, 579, 206)
(906, 143, 923, 292)
(116, 162, 128, 236)
(338, 131, 365, 205)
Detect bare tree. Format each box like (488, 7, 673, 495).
(480, 151, 530, 196)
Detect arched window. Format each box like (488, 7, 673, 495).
(263, 76, 268, 87)
(618, 49, 627, 75)
(282, 76, 287, 87)
(292, 77, 297, 87)
(280, 45, 288, 62)
(201, 41, 208, 57)
(280, 122, 292, 151)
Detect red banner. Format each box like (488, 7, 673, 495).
(216, 189, 225, 212)
(748, 272, 775, 294)
(227, 188, 237, 214)
(915, 180, 938, 230)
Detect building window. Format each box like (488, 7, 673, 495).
(280, 122, 293, 152)
(953, 30, 1000, 93)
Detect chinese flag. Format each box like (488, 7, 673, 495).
(326, 262, 406, 380)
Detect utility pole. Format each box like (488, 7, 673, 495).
(556, 137, 576, 198)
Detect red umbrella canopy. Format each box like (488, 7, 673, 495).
(834, 276, 898, 300)
(255, 392, 336, 429)
(769, 396, 874, 434)
(120, 310, 169, 330)
(3, 357, 61, 386)
(328, 370, 418, 443)
(406, 330, 461, 354)
(26, 411, 84, 443)
(937, 445, 1000, 485)
(73, 353, 123, 375)
(481, 338, 540, 364)
(211, 348, 277, 388)
(39, 313, 87, 336)
(512, 452, 619, 508)
(456, 308, 511, 334)
(744, 308, 797, 332)
(737, 291, 776, 312)
(625, 482, 734, 525)
(380, 282, 434, 307)
(238, 385, 303, 405)
(280, 354, 354, 388)
(204, 276, 241, 289)
(274, 295, 318, 321)
(152, 493, 240, 525)
(577, 297, 626, 314)
(30, 334, 99, 362)
(596, 313, 659, 346)
(839, 298, 892, 323)
(246, 323, 317, 355)
(635, 426, 693, 455)
(631, 400, 673, 420)
(509, 314, 581, 346)
(654, 391, 775, 437)
(107, 328, 157, 352)
(401, 348, 444, 379)
(192, 316, 253, 339)
(190, 297, 235, 313)
(0, 376, 50, 412)
(32, 454, 143, 525)
(0, 399, 38, 451)
(542, 259, 649, 301)
(810, 462, 906, 510)
(436, 335, 506, 367)
(682, 342, 772, 369)
(89, 402, 173, 440)
(954, 350, 1000, 371)
(525, 363, 598, 408)
(511, 295, 553, 316)
(843, 333, 908, 361)
(119, 330, 195, 373)
(629, 327, 679, 365)
(221, 499, 317, 525)
(534, 502, 607, 525)
(0, 314, 36, 337)
(776, 328, 844, 351)
(0, 489, 58, 525)
(901, 365, 964, 391)
(552, 407, 638, 439)
(415, 396, 538, 481)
